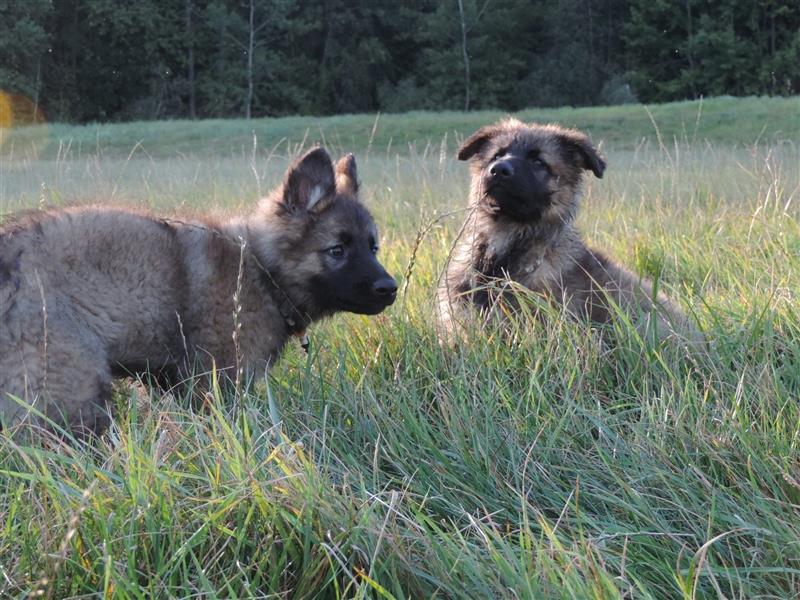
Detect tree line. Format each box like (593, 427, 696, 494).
(1, 0, 798, 123)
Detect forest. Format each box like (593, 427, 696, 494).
(1, 0, 799, 123)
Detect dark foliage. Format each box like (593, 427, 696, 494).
(1, 0, 798, 122)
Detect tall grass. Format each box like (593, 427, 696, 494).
(1, 98, 799, 598)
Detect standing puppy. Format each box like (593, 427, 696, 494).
(0, 147, 397, 432)
(438, 119, 695, 343)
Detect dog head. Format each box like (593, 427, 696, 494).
(252, 147, 396, 318)
(457, 119, 605, 224)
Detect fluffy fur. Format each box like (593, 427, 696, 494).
(438, 119, 698, 344)
(0, 148, 396, 433)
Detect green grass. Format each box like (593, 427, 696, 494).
(1, 97, 800, 598)
(1, 96, 798, 161)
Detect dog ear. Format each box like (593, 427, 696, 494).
(457, 126, 500, 161)
(334, 153, 359, 195)
(558, 131, 606, 178)
(282, 147, 337, 213)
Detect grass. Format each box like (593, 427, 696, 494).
(1, 96, 799, 598)
(1, 96, 798, 161)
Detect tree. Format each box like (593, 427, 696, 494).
(624, 0, 800, 102)
(457, 0, 470, 111)
(518, 0, 628, 108)
(186, 0, 197, 119)
(315, 0, 409, 114)
(243, 0, 263, 119)
(202, 0, 303, 119)
(1, 0, 794, 123)
(0, 0, 51, 121)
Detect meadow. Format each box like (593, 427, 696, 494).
(1, 96, 799, 598)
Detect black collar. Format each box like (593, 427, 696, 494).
(257, 267, 311, 336)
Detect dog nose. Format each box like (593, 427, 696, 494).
(490, 160, 514, 178)
(372, 276, 398, 299)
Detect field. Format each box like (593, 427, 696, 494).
(1, 96, 799, 598)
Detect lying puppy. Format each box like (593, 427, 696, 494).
(438, 118, 697, 344)
(0, 147, 396, 433)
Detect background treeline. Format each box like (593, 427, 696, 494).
(1, 0, 798, 123)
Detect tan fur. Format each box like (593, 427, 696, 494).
(438, 119, 699, 344)
(0, 148, 391, 433)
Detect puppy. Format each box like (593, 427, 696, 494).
(437, 118, 697, 344)
(0, 148, 396, 433)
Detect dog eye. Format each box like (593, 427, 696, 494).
(371, 245, 379, 255)
(326, 245, 345, 258)
(527, 153, 546, 167)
